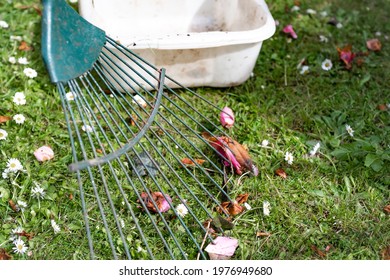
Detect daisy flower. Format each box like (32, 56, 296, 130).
(321, 59, 333, 71)
(336, 22, 343, 29)
(319, 35, 329, 43)
(18, 57, 29, 65)
(345, 124, 354, 137)
(320, 11, 328, 17)
(284, 151, 294, 165)
(291, 5, 300, 12)
(8, 56, 16, 64)
(2, 169, 9, 179)
(0, 20, 9, 29)
(65, 91, 76, 101)
(23, 67, 38, 79)
(306, 9, 317, 14)
(6, 158, 23, 172)
(13, 91, 26, 105)
(309, 142, 321, 156)
(300, 65, 310, 75)
(13, 114, 26, 124)
(13, 238, 28, 255)
(31, 183, 46, 199)
(17, 200, 27, 210)
(261, 139, 269, 147)
(176, 203, 189, 218)
(10, 35, 23, 41)
(51, 219, 61, 234)
(81, 124, 93, 133)
(0, 128, 8, 140)
(10, 226, 24, 241)
(263, 201, 271, 216)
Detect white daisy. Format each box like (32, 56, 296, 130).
(284, 151, 294, 165)
(309, 142, 321, 156)
(23, 67, 37, 78)
(0, 20, 9, 29)
(306, 9, 317, 14)
(17, 57, 29, 65)
(345, 124, 354, 137)
(321, 59, 333, 71)
(319, 35, 329, 43)
(336, 22, 343, 29)
(176, 203, 189, 218)
(13, 238, 28, 255)
(263, 201, 271, 216)
(13, 91, 26, 105)
(81, 124, 93, 133)
(2, 168, 10, 179)
(13, 114, 26, 124)
(10, 226, 24, 241)
(51, 219, 61, 234)
(65, 91, 76, 101)
(300, 65, 310, 75)
(8, 56, 16, 64)
(17, 200, 27, 210)
(0, 128, 8, 140)
(6, 158, 23, 172)
(132, 94, 147, 108)
(10, 35, 23, 41)
(31, 184, 46, 199)
(261, 139, 269, 147)
(320, 11, 328, 17)
(291, 5, 300, 12)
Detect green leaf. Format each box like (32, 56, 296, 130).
(364, 154, 383, 172)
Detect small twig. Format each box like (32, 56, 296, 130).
(197, 220, 211, 260)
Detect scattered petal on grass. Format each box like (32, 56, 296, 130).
(337, 45, 355, 69)
(261, 139, 269, 147)
(0, 20, 9, 29)
(377, 104, 388, 111)
(0, 129, 8, 140)
(220, 106, 235, 128)
(205, 236, 238, 260)
(256, 231, 271, 238)
(366, 38, 382, 51)
(13, 238, 28, 255)
(9, 200, 19, 212)
(132, 94, 147, 108)
(321, 59, 333, 71)
(381, 246, 390, 260)
(19, 41, 33, 51)
(311, 244, 327, 258)
(383, 205, 390, 214)
(13, 91, 26, 105)
(275, 168, 287, 179)
(13, 114, 26, 124)
(23, 67, 37, 78)
(34, 146, 54, 162)
(138, 192, 172, 213)
(345, 124, 354, 137)
(202, 132, 258, 176)
(284, 151, 294, 165)
(310, 142, 321, 156)
(263, 201, 271, 216)
(176, 203, 189, 218)
(283, 24, 298, 39)
(300, 65, 310, 75)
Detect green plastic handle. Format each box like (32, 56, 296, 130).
(41, 0, 106, 83)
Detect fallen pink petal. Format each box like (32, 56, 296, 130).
(283, 24, 297, 39)
(205, 236, 239, 260)
(220, 106, 235, 128)
(34, 146, 54, 162)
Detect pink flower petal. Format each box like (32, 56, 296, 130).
(283, 24, 298, 39)
(34, 146, 54, 162)
(205, 236, 238, 259)
(220, 106, 235, 128)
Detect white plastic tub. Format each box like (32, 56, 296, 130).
(79, 0, 275, 89)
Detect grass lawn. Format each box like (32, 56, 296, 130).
(0, 0, 389, 260)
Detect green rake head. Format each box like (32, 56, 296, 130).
(40, 0, 255, 260)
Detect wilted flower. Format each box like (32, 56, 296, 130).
(283, 24, 298, 39)
(319, 35, 329, 43)
(0, 128, 8, 140)
(51, 219, 61, 234)
(13, 114, 26, 124)
(321, 59, 333, 71)
(13, 92, 26, 105)
(176, 203, 189, 218)
(13, 238, 28, 255)
(138, 192, 172, 213)
(34, 146, 54, 162)
(345, 124, 354, 137)
(23, 67, 37, 78)
(300, 65, 310, 75)
(284, 151, 294, 165)
(366, 38, 382, 51)
(81, 124, 93, 133)
(290, 5, 300, 12)
(65, 91, 76, 101)
(220, 106, 235, 128)
(261, 139, 269, 147)
(306, 9, 317, 14)
(31, 182, 46, 199)
(17, 200, 27, 210)
(309, 142, 321, 156)
(263, 201, 271, 216)
(337, 45, 355, 70)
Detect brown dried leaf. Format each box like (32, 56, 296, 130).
(275, 168, 287, 179)
(217, 201, 244, 216)
(16, 4, 42, 15)
(311, 245, 326, 258)
(381, 246, 390, 260)
(181, 158, 205, 167)
(383, 204, 390, 214)
(0, 248, 12, 260)
(16, 231, 34, 240)
(256, 231, 271, 238)
(0, 116, 11, 124)
(377, 104, 388, 111)
(18, 41, 33, 51)
(138, 192, 171, 213)
(236, 193, 249, 204)
(366, 38, 382, 51)
(9, 200, 18, 212)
